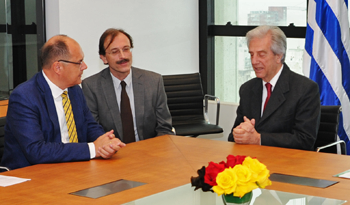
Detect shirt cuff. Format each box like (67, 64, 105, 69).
(259, 134, 262, 145)
(88, 142, 96, 159)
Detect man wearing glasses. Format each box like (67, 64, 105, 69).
(82, 28, 173, 144)
(1, 35, 126, 170)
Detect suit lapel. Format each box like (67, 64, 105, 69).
(68, 86, 83, 140)
(251, 80, 263, 125)
(36, 72, 61, 143)
(101, 68, 123, 139)
(259, 65, 290, 125)
(132, 67, 144, 140)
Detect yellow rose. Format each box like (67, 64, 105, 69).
(257, 174, 272, 188)
(212, 168, 237, 195)
(232, 165, 258, 197)
(233, 165, 252, 184)
(242, 157, 271, 188)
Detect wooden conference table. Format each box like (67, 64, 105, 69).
(1, 135, 350, 204)
(0, 100, 8, 118)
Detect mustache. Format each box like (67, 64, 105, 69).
(116, 59, 129, 64)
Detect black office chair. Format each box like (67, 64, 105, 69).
(315, 105, 346, 155)
(162, 73, 223, 137)
(0, 116, 9, 171)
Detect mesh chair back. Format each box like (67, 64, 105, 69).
(163, 73, 205, 126)
(0, 117, 6, 161)
(315, 106, 341, 153)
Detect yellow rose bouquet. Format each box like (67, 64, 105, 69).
(191, 155, 272, 200)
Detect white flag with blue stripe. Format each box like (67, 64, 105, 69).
(303, 0, 350, 154)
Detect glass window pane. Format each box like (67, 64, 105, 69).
(0, 0, 43, 99)
(0, 0, 12, 99)
(215, 0, 307, 27)
(215, 37, 305, 103)
(25, 0, 39, 80)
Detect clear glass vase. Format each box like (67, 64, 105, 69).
(222, 191, 252, 205)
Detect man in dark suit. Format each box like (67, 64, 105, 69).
(82, 28, 173, 143)
(1, 35, 125, 170)
(228, 25, 320, 150)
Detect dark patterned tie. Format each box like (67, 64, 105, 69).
(263, 83, 272, 112)
(61, 91, 78, 143)
(120, 81, 135, 143)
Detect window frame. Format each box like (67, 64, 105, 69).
(199, 0, 307, 95)
(0, 0, 46, 98)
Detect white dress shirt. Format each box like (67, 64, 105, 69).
(261, 65, 284, 116)
(110, 69, 140, 141)
(42, 71, 96, 158)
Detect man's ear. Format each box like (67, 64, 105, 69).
(275, 53, 283, 64)
(100, 55, 109, 65)
(52, 61, 61, 74)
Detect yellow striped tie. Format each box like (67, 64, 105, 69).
(61, 91, 78, 143)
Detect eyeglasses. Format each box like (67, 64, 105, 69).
(58, 60, 84, 68)
(107, 46, 132, 57)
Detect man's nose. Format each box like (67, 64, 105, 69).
(251, 56, 258, 65)
(118, 49, 126, 58)
(81, 61, 88, 70)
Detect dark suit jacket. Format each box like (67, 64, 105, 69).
(82, 67, 173, 141)
(0, 72, 105, 170)
(228, 64, 320, 150)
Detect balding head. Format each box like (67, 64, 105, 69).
(40, 35, 79, 69)
(40, 35, 87, 90)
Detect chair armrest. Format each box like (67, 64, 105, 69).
(172, 127, 176, 135)
(0, 166, 10, 171)
(204, 94, 220, 125)
(317, 140, 347, 155)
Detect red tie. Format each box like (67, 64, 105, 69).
(264, 83, 272, 111)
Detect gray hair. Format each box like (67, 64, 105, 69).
(246, 25, 286, 63)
